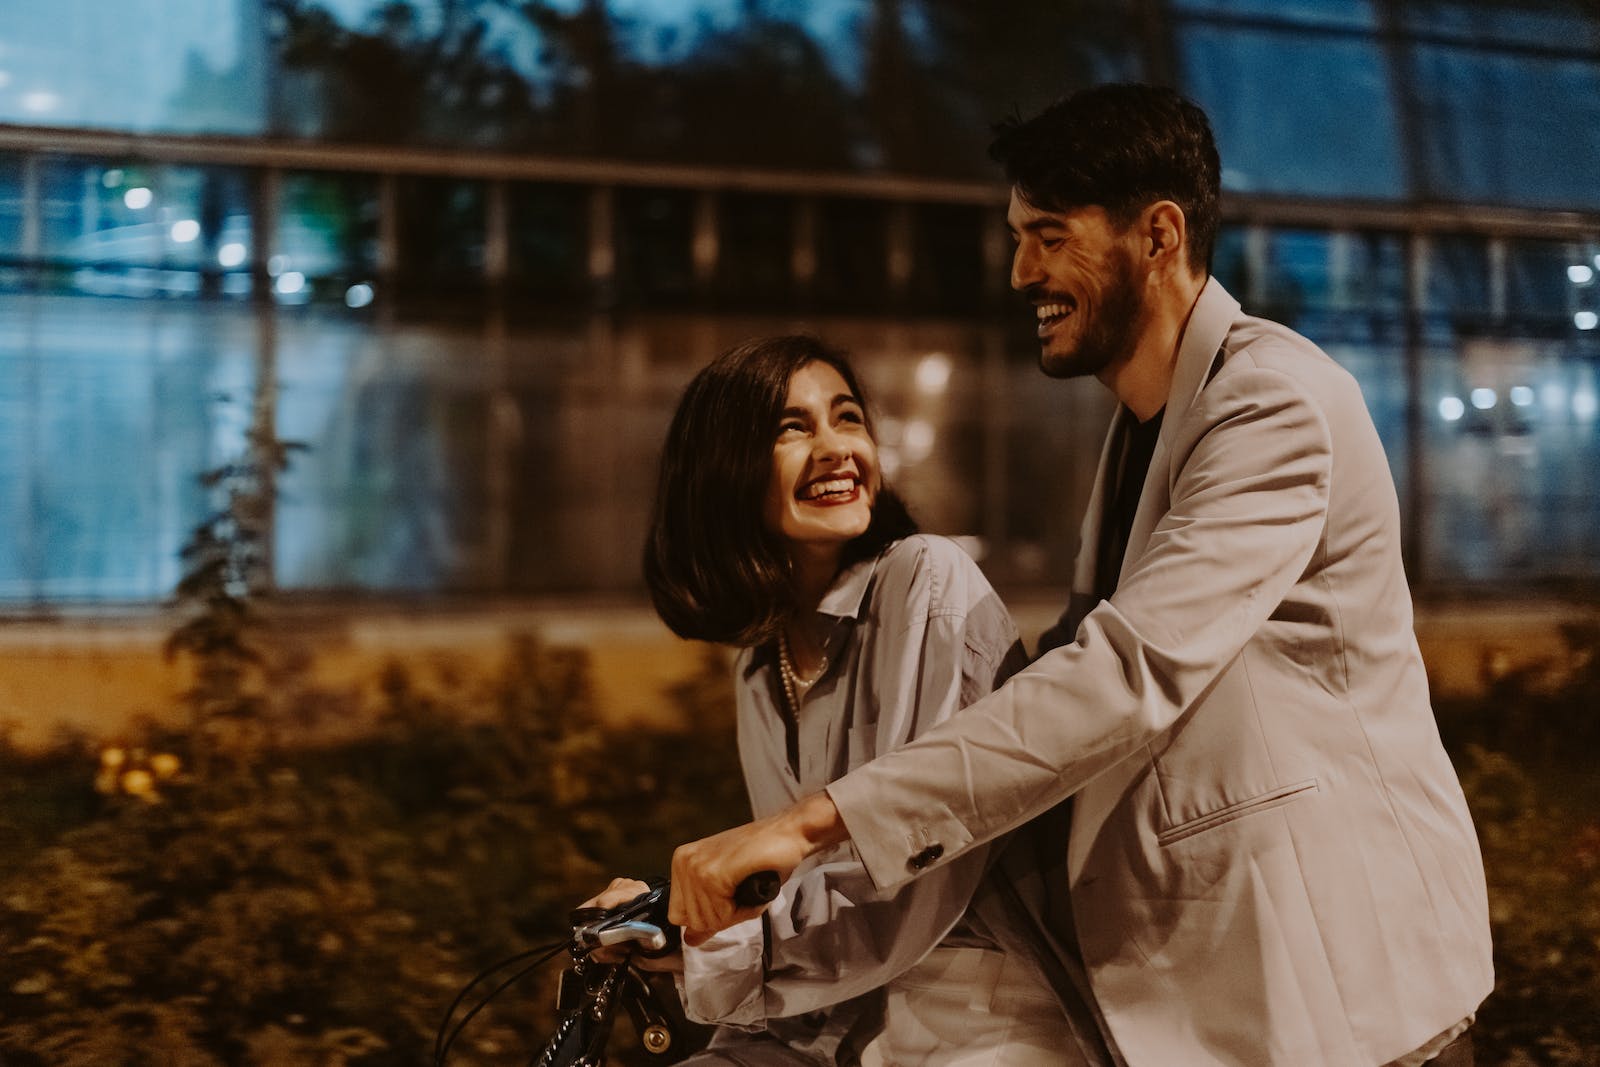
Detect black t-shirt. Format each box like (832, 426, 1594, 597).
(1095, 408, 1164, 602)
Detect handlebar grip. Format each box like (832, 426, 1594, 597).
(733, 870, 780, 909)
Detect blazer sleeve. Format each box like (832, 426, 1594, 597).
(679, 545, 1025, 1026)
(827, 362, 1334, 893)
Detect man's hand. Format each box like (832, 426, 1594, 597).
(668, 791, 848, 945)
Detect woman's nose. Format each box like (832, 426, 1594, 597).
(812, 425, 849, 461)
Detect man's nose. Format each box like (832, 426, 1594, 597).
(1010, 243, 1039, 292)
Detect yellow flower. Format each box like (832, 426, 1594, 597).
(120, 768, 157, 799)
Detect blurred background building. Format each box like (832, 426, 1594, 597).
(1, 0, 1597, 610)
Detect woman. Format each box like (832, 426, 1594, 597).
(590, 336, 1107, 1066)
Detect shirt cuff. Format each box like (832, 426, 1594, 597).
(676, 915, 768, 1029)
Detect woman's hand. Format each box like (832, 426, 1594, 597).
(577, 878, 684, 972)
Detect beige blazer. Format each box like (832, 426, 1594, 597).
(827, 279, 1493, 1065)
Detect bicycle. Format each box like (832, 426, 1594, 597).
(434, 872, 779, 1066)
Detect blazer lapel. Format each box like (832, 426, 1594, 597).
(1115, 279, 1241, 587)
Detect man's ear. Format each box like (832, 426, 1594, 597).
(1141, 200, 1188, 268)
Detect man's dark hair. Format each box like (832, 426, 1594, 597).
(644, 335, 916, 647)
(989, 83, 1221, 275)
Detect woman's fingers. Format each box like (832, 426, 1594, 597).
(579, 876, 653, 912)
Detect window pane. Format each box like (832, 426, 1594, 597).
(813, 198, 888, 312)
(0, 293, 248, 601)
(1422, 335, 1600, 584)
(1178, 26, 1403, 198)
(34, 160, 253, 300)
(275, 317, 492, 592)
(507, 183, 589, 304)
(617, 188, 695, 306)
(1172, 0, 1375, 29)
(0, 0, 268, 134)
(1410, 46, 1600, 209)
(395, 177, 487, 309)
(909, 203, 984, 316)
(1403, 1, 1600, 49)
(716, 192, 793, 311)
(277, 172, 381, 308)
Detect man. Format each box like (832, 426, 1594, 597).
(669, 84, 1493, 1066)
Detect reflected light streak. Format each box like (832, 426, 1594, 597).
(1438, 396, 1465, 422)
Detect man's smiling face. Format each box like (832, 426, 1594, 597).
(1007, 190, 1145, 381)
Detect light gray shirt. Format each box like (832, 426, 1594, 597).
(680, 534, 1107, 1065)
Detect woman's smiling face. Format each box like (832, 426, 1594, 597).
(762, 360, 880, 556)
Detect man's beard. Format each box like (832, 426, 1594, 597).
(1039, 251, 1143, 380)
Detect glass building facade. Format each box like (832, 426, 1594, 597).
(0, 0, 1596, 604)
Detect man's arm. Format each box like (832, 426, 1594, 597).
(674, 360, 1333, 937)
(668, 789, 846, 943)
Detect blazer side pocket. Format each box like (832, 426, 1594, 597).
(1157, 778, 1319, 847)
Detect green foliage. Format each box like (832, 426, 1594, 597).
(0, 635, 745, 1065)
(1455, 744, 1600, 1065)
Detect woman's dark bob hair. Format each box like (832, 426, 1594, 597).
(644, 335, 916, 647)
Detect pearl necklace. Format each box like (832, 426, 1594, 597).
(776, 625, 828, 716)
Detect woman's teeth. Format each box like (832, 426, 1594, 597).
(801, 478, 856, 500)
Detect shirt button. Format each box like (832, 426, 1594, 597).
(908, 844, 944, 871)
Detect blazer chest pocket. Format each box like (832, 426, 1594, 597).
(1156, 778, 1319, 847)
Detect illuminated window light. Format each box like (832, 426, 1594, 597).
(123, 187, 153, 210)
(1438, 396, 1465, 422)
(217, 242, 247, 268)
(170, 220, 200, 243)
(274, 271, 306, 296)
(344, 282, 375, 309)
(1470, 388, 1497, 410)
(915, 352, 953, 395)
(21, 90, 58, 114)
(903, 418, 936, 462)
(1576, 311, 1599, 331)
(1570, 264, 1596, 285)
(1509, 385, 1535, 407)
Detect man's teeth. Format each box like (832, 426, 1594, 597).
(1036, 303, 1071, 321)
(802, 478, 856, 500)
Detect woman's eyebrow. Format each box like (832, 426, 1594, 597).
(831, 394, 862, 408)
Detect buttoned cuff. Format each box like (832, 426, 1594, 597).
(825, 773, 974, 894)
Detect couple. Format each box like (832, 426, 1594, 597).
(593, 85, 1493, 1066)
